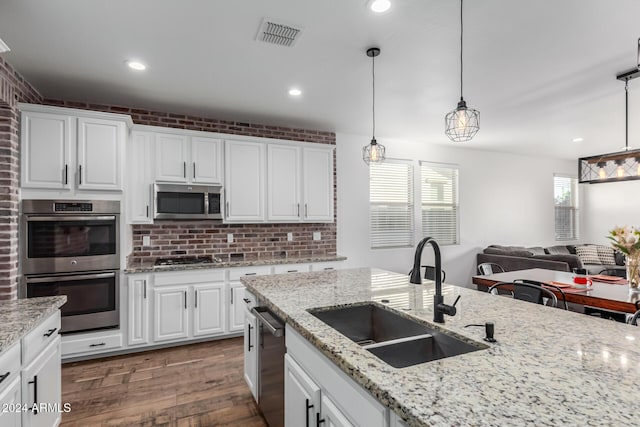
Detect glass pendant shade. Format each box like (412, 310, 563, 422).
(445, 99, 480, 142)
(363, 138, 385, 164)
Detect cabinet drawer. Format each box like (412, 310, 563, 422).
(62, 333, 123, 356)
(229, 266, 272, 281)
(310, 261, 343, 271)
(154, 269, 225, 286)
(273, 264, 310, 274)
(22, 312, 61, 366)
(0, 343, 20, 394)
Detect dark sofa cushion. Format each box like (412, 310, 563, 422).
(484, 247, 534, 257)
(533, 254, 582, 270)
(527, 246, 546, 256)
(545, 245, 571, 255)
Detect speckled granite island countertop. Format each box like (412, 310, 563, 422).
(241, 268, 639, 427)
(0, 296, 67, 354)
(125, 255, 346, 273)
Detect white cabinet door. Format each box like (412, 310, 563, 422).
(155, 133, 189, 183)
(154, 286, 189, 342)
(243, 307, 258, 401)
(302, 147, 334, 222)
(191, 136, 223, 184)
(284, 354, 321, 427)
(127, 275, 150, 346)
(228, 284, 246, 333)
(193, 283, 225, 337)
(320, 394, 354, 427)
(77, 117, 124, 191)
(224, 140, 265, 222)
(128, 131, 154, 223)
(21, 111, 72, 190)
(267, 144, 301, 221)
(0, 377, 21, 427)
(21, 337, 61, 427)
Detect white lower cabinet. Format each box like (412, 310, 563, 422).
(243, 307, 258, 400)
(154, 286, 190, 342)
(228, 284, 246, 333)
(284, 354, 320, 427)
(127, 275, 150, 346)
(193, 283, 225, 337)
(21, 336, 62, 427)
(286, 326, 388, 427)
(0, 376, 21, 427)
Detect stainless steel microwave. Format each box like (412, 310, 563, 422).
(153, 183, 223, 220)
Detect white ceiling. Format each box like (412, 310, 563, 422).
(1, 0, 639, 160)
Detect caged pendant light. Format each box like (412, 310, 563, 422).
(363, 47, 386, 164)
(445, 0, 479, 142)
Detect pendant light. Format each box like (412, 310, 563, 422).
(445, 0, 479, 142)
(363, 47, 386, 164)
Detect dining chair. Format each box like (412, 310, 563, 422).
(488, 281, 558, 308)
(422, 265, 446, 282)
(477, 262, 505, 275)
(514, 279, 568, 310)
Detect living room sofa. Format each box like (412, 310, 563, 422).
(476, 244, 626, 275)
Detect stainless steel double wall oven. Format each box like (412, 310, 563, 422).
(21, 200, 120, 334)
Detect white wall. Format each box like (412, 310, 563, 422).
(581, 179, 640, 245)
(336, 132, 576, 288)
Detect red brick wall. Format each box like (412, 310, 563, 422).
(41, 100, 337, 266)
(0, 56, 42, 299)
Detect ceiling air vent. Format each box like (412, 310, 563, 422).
(255, 19, 302, 47)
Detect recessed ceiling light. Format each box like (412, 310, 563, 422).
(368, 0, 391, 13)
(288, 88, 302, 96)
(572, 137, 584, 143)
(126, 60, 147, 71)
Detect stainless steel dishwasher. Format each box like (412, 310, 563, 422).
(252, 306, 285, 427)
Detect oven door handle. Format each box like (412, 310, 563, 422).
(25, 215, 117, 222)
(26, 272, 116, 284)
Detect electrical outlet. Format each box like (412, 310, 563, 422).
(142, 236, 151, 247)
(287, 232, 293, 241)
(227, 233, 234, 243)
(313, 232, 321, 241)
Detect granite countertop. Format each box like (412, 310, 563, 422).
(241, 268, 640, 427)
(124, 255, 347, 274)
(0, 296, 67, 354)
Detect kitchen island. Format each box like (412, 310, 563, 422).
(241, 268, 638, 427)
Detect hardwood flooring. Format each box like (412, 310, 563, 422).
(60, 337, 268, 427)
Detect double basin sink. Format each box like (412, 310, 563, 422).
(308, 303, 487, 368)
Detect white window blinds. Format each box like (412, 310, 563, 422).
(420, 163, 459, 245)
(369, 161, 414, 248)
(554, 175, 579, 241)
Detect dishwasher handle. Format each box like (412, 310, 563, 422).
(252, 307, 284, 337)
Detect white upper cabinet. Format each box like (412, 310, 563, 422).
(302, 147, 334, 222)
(20, 104, 130, 193)
(155, 133, 189, 182)
(77, 117, 125, 191)
(225, 140, 265, 222)
(21, 111, 72, 190)
(155, 131, 222, 185)
(267, 145, 301, 221)
(127, 130, 154, 224)
(20, 104, 131, 191)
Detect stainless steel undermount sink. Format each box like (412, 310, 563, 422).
(308, 303, 487, 368)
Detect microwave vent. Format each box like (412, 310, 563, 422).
(255, 18, 302, 47)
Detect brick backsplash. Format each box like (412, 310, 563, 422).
(129, 222, 337, 265)
(42, 99, 338, 266)
(0, 56, 43, 300)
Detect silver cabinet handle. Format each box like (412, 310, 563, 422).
(230, 289, 233, 304)
(305, 203, 308, 218)
(64, 164, 68, 185)
(297, 203, 300, 217)
(78, 164, 82, 185)
(193, 162, 196, 179)
(184, 291, 187, 309)
(183, 162, 186, 178)
(226, 201, 230, 218)
(195, 290, 198, 308)
(143, 280, 147, 299)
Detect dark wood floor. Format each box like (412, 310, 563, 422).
(60, 337, 268, 427)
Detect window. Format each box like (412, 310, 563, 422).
(420, 163, 459, 245)
(369, 161, 414, 248)
(554, 175, 579, 241)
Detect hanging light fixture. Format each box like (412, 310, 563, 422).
(579, 38, 640, 184)
(363, 47, 386, 165)
(445, 0, 479, 142)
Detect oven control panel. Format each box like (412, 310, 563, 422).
(54, 202, 93, 212)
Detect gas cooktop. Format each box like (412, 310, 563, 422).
(154, 256, 219, 266)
